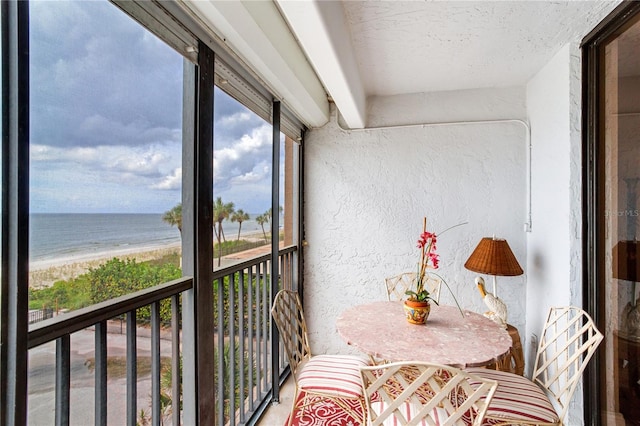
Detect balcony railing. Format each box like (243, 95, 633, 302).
(214, 245, 296, 425)
(29, 307, 54, 324)
(26, 245, 297, 425)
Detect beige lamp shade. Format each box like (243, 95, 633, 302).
(464, 237, 523, 276)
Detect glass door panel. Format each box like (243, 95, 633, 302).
(601, 13, 640, 425)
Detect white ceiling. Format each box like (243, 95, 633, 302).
(183, 1, 621, 129)
(340, 1, 611, 95)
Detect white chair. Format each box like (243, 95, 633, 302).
(360, 361, 498, 426)
(467, 306, 603, 425)
(385, 272, 441, 303)
(271, 289, 369, 425)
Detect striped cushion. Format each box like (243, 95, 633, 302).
(371, 400, 449, 426)
(465, 368, 560, 424)
(298, 355, 369, 398)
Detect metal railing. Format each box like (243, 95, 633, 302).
(213, 245, 297, 426)
(26, 245, 297, 425)
(28, 278, 192, 426)
(28, 307, 54, 324)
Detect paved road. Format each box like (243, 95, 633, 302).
(27, 244, 277, 424)
(215, 242, 283, 269)
(28, 323, 173, 425)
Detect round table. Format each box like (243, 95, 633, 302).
(336, 301, 512, 368)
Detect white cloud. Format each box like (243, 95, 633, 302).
(31, 144, 101, 163)
(152, 168, 182, 190)
(219, 111, 253, 127)
(30, 140, 182, 199)
(109, 151, 168, 176)
(27, 2, 277, 213)
(214, 124, 272, 183)
(32, 143, 179, 175)
(229, 162, 270, 184)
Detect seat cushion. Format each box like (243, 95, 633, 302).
(465, 368, 560, 424)
(298, 354, 369, 398)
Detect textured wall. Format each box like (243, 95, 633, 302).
(303, 89, 528, 356)
(525, 41, 602, 425)
(526, 44, 573, 351)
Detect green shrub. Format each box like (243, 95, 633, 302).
(88, 258, 181, 323)
(29, 256, 181, 323)
(28, 275, 93, 311)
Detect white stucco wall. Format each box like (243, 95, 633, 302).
(303, 87, 528, 356)
(523, 2, 622, 423)
(525, 37, 618, 424)
(525, 43, 573, 349)
(300, 5, 620, 423)
(526, 42, 588, 425)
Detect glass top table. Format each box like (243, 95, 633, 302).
(336, 301, 512, 368)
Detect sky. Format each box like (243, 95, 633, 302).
(28, 1, 280, 215)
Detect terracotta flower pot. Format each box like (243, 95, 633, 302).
(403, 299, 431, 325)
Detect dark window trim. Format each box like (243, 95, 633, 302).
(159, 1, 306, 141)
(582, 2, 640, 425)
(1, 1, 305, 422)
(1, 1, 30, 424)
(110, 0, 199, 63)
(180, 40, 216, 424)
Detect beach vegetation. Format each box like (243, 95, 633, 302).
(85, 355, 176, 426)
(29, 275, 93, 311)
(214, 337, 255, 425)
(213, 271, 270, 334)
(213, 238, 265, 259)
(89, 258, 182, 323)
(145, 250, 181, 268)
(214, 197, 236, 266)
(255, 214, 269, 242)
(29, 256, 182, 323)
(137, 355, 180, 426)
(230, 209, 250, 241)
(254, 205, 282, 244)
(162, 203, 183, 234)
(265, 205, 283, 225)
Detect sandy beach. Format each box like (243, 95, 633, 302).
(28, 242, 183, 289)
(28, 229, 268, 289)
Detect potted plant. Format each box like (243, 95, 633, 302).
(403, 217, 465, 324)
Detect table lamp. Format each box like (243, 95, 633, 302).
(464, 237, 523, 327)
(613, 240, 640, 338)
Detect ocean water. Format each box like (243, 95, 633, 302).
(29, 213, 265, 263)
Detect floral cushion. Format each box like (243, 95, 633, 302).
(298, 354, 369, 398)
(465, 368, 560, 425)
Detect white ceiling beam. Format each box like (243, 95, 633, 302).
(276, 0, 367, 129)
(183, 0, 329, 128)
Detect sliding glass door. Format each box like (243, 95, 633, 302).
(584, 3, 640, 425)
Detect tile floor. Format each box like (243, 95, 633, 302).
(257, 378, 295, 425)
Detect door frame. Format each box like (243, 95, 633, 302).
(582, 2, 640, 424)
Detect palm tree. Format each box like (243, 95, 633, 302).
(162, 203, 182, 234)
(230, 209, 250, 241)
(265, 205, 283, 228)
(213, 197, 235, 266)
(256, 214, 268, 243)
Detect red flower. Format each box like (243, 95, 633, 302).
(407, 217, 467, 315)
(429, 252, 439, 269)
